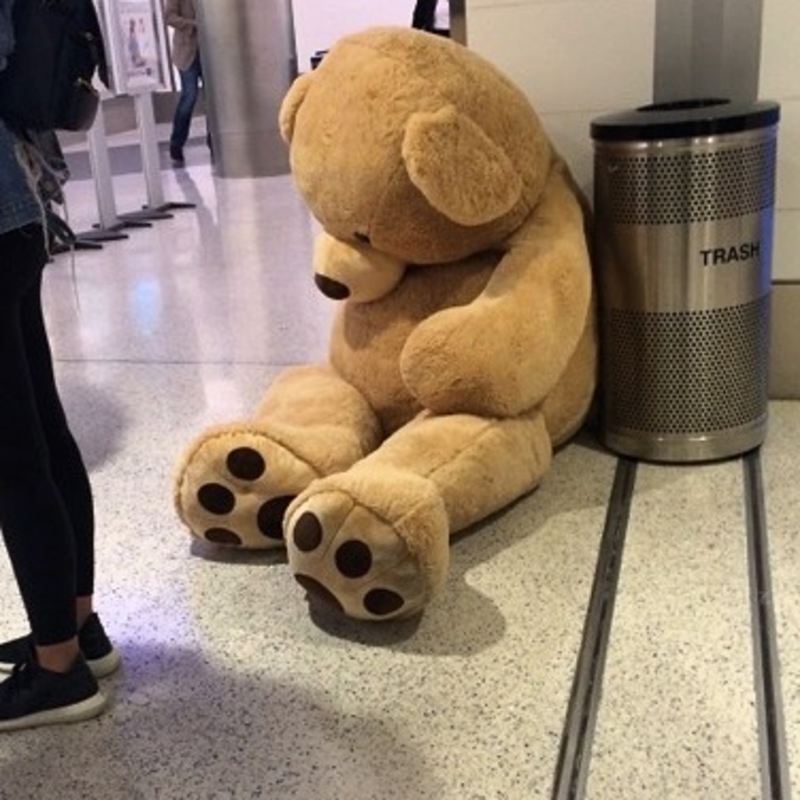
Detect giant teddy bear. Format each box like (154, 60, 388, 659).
(174, 27, 597, 621)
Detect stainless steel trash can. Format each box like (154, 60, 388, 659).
(591, 99, 780, 462)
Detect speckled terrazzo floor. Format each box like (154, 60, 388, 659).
(0, 135, 798, 799)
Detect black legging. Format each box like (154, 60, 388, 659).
(0, 224, 94, 646)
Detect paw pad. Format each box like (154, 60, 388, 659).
(335, 540, 371, 578)
(363, 588, 404, 616)
(293, 512, 323, 551)
(205, 528, 243, 546)
(226, 447, 266, 480)
(256, 497, 294, 540)
(190, 447, 294, 546)
(198, 483, 235, 515)
(291, 511, 407, 618)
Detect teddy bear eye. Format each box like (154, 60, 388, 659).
(354, 232, 371, 244)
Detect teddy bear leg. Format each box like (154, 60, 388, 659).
(285, 408, 553, 619)
(174, 364, 382, 549)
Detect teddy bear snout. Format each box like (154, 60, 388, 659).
(313, 232, 407, 303)
(314, 273, 350, 300)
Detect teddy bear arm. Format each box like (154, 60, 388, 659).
(400, 221, 592, 417)
(401, 163, 593, 415)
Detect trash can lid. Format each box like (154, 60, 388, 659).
(591, 98, 780, 142)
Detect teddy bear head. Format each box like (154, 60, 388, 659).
(279, 27, 554, 302)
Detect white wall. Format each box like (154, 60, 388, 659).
(291, 0, 414, 73)
(760, 0, 800, 282)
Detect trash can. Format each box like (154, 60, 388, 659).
(591, 99, 780, 462)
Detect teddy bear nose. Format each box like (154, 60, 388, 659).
(314, 273, 351, 300)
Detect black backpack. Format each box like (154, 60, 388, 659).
(0, 0, 109, 133)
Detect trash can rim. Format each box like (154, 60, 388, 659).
(590, 98, 780, 142)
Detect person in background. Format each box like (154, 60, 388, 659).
(165, 0, 202, 166)
(411, 0, 450, 37)
(0, 0, 121, 731)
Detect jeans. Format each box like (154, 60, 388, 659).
(170, 52, 203, 151)
(0, 225, 95, 645)
(0, 121, 45, 236)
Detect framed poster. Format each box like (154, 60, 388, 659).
(99, 0, 171, 95)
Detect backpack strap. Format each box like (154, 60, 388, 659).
(45, 206, 77, 247)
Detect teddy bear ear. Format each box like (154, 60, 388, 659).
(279, 72, 314, 144)
(401, 105, 523, 226)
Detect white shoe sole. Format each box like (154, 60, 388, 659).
(88, 648, 122, 679)
(0, 690, 107, 732)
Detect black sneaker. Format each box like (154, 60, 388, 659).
(0, 613, 121, 679)
(170, 144, 185, 165)
(76, 613, 122, 678)
(0, 655, 106, 732)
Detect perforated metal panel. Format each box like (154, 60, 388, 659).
(604, 296, 770, 435)
(601, 138, 777, 225)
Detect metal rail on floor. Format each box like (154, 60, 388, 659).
(551, 450, 791, 799)
(744, 449, 792, 800)
(551, 457, 638, 800)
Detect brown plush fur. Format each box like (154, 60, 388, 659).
(174, 27, 597, 621)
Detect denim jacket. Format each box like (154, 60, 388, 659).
(0, 0, 62, 236)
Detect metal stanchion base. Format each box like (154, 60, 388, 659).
(119, 208, 174, 222)
(156, 201, 196, 212)
(81, 224, 132, 241)
(50, 239, 104, 254)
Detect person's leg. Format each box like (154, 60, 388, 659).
(169, 52, 202, 160)
(0, 224, 106, 731)
(0, 225, 79, 671)
(0, 224, 118, 679)
(21, 242, 96, 631)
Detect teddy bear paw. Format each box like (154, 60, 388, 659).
(285, 471, 449, 620)
(176, 426, 321, 549)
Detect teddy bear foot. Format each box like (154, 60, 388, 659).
(285, 470, 450, 620)
(175, 426, 322, 549)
